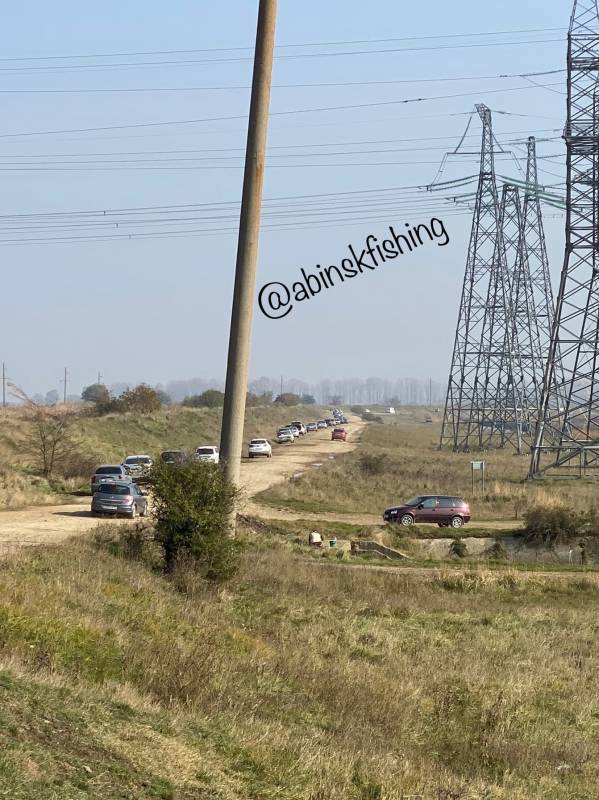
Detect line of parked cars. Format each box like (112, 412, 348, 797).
(275, 410, 349, 447)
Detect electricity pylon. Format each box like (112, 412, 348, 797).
(440, 104, 524, 451)
(530, 0, 599, 477)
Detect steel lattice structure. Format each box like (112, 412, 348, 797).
(530, 0, 599, 477)
(440, 105, 525, 452)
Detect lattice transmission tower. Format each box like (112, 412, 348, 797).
(530, 0, 599, 477)
(440, 105, 525, 451)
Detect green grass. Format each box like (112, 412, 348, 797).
(256, 419, 599, 523)
(2, 529, 599, 797)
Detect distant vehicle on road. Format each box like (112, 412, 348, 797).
(195, 445, 219, 464)
(316, 420, 327, 429)
(306, 422, 318, 432)
(290, 421, 306, 435)
(122, 454, 153, 480)
(91, 480, 148, 518)
(331, 427, 347, 441)
(276, 429, 295, 444)
(91, 464, 130, 493)
(160, 450, 187, 465)
(248, 438, 272, 458)
(325, 418, 336, 427)
(383, 495, 471, 528)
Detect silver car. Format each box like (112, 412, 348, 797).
(122, 454, 153, 480)
(91, 464, 130, 494)
(91, 481, 148, 518)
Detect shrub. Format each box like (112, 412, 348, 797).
(359, 453, 391, 476)
(119, 384, 162, 414)
(361, 412, 384, 423)
(449, 538, 467, 558)
(147, 459, 239, 580)
(522, 506, 584, 547)
(182, 389, 224, 408)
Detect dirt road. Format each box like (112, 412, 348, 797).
(0, 418, 367, 553)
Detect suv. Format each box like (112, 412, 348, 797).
(331, 427, 347, 441)
(160, 450, 187, 465)
(383, 495, 471, 528)
(122, 454, 153, 481)
(195, 445, 219, 464)
(290, 421, 306, 435)
(248, 438, 272, 458)
(91, 464, 130, 493)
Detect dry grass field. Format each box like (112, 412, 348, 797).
(1, 528, 598, 799)
(257, 415, 599, 522)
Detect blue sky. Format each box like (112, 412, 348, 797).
(0, 0, 569, 395)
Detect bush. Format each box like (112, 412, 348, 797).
(361, 412, 384, 423)
(182, 389, 224, 408)
(147, 459, 239, 580)
(449, 538, 467, 558)
(359, 453, 391, 476)
(522, 506, 584, 547)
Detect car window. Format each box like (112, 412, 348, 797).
(421, 498, 437, 508)
(438, 497, 455, 508)
(405, 496, 422, 506)
(98, 483, 131, 495)
(196, 448, 215, 455)
(96, 466, 121, 475)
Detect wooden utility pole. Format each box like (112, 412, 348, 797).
(219, 0, 277, 535)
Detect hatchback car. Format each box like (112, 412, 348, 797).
(195, 445, 219, 464)
(331, 427, 347, 441)
(248, 438, 272, 458)
(383, 495, 471, 528)
(317, 420, 328, 429)
(91, 464, 130, 493)
(306, 422, 318, 432)
(91, 481, 148, 518)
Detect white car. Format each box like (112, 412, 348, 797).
(195, 445, 219, 464)
(248, 438, 272, 458)
(122, 454, 153, 479)
(277, 429, 295, 443)
(290, 421, 307, 435)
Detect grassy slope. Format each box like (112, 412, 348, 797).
(1, 532, 599, 798)
(256, 415, 599, 521)
(0, 404, 325, 509)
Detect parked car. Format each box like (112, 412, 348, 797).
(91, 464, 130, 493)
(248, 438, 272, 458)
(122, 454, 153, 480)
(317, 420, 327, 429)
(331, 427, 347, 441)
(288, 425, 301, 437)
(195, 445, 219, 464)
(277, 429, 295, 443)
(383, 495, 471, 528)
(306, 422, 318, 432)
(325, 418, 336, 427)
(91, 480, 148, 518)
(290, 421, 306, 435)
(160, 450, 187, 465)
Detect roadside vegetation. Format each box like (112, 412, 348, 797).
(256, 418, 599, 522)
(1, 527, 598, 798)
(0, 403, 326, 510)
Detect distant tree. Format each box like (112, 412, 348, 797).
(246, 390, 273, 407)
(120, 384, 162, 414)
(329, 394, 344, 405)
(82, 383, 110, 405)
(274, 392, 301, 406)
(301, 393, 316, 405)
(9, 385, 79, 478)
(45, 389, 59, 406)
(155, 389, 172, 405)
(386, 395, 401, 406)
(182, 389, 224, 408)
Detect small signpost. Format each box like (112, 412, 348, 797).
(470, 460, 485, 496)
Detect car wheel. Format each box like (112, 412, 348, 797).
(450, 516, 464, 528)
(140, 503, 147, 518)
(400, 514, 414, 527)
(130, 505, 137, 519)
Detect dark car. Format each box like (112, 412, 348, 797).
(383, 495, 471, 528)
(91, 481, 148, 518)
(91, 464, 130, 493)
(331, 427, 347, 441)
(160, 450, 187, 465)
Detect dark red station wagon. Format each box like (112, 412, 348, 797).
(383, 495, 471, 528)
